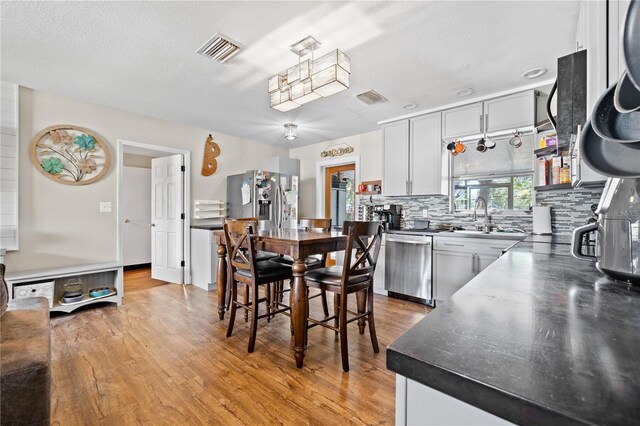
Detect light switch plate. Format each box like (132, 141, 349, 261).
(100, 202, 112, 213)
(422, 208, 429, 218)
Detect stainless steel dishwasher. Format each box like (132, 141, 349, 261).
(384, 232, 433, 305)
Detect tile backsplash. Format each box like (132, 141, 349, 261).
(361, 187, 603, 235)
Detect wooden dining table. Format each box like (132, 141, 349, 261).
(213, 228, 351, 368)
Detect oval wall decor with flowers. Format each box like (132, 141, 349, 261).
(29, 124, 111, 185)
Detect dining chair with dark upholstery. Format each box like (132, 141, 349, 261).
(224, 219, 293, 352)
(224, 217, 279, 321)
(303, 221, 383, 372)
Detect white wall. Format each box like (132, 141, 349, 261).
(7, 87, 288, 272)
(122, 166, 152, 266)
(289, 130, 382, 217)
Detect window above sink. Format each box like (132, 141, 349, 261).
(451, 134, 534, 212)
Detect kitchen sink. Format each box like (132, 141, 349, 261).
(451, 230, 527, 238)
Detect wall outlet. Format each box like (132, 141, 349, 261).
(99, 202, 112, 213)
(422, 208, 429, 218)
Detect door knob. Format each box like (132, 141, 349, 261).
(124, 219, 130, 223)
(149, 223, 155, 227)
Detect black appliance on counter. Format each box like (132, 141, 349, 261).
(373, 204, 401, 230)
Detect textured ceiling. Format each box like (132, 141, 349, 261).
(1, 1, 580, 147)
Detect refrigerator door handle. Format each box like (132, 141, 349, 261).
(276, 184, 282, 229)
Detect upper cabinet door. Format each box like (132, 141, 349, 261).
(484, 91, 535, 134)
(410, 113, 448, 196)
(441, 102, 484, 140)
(382, 120, 410, 196)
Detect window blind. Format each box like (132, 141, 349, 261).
(0, 82, 19, 250)
(452, 134, 534, 178)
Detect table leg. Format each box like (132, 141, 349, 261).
(356, 290, 367, 334)
(216, 244, 227, 320)
(291, 259, 308, 368)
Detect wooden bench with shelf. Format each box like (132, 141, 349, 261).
(5, 262, 123, 314)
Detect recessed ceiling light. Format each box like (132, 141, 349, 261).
(402, 103, 417, 110)
(453, 88, 474, 97)
(521, 67, 548, 79)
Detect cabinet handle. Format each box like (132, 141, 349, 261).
(406, 180, 409, 195)
(480, 115, 484, 133)
(485, 114, 489, 132)
(443, 242, 464, 247)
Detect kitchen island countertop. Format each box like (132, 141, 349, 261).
(387, 240, 640, 425)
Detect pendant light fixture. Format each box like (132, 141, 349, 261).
(269, 36, 350, 112)
(284, 123, 298, 140)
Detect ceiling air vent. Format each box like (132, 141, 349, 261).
(196, 33, 242, 63)
(356, 90, 388, 105)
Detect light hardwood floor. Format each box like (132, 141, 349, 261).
(50, 267, 431, 425)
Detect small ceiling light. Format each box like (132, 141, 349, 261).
(284, 123, 298, 141)
(402, 103, 417, 110)
(521, 67, 548, 79)
(453, 88, 474, 97)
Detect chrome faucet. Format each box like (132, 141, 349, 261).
(473, 197, 490, 233)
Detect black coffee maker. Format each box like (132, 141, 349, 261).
(373, 205, 401, 230)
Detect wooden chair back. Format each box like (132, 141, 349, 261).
(340, 221, 383, 288)
(223, 219, 258, 278)
(299, 218, 332, 231)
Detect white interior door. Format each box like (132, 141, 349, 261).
(151, 154, 184, 283)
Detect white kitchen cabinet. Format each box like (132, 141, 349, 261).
(433, 250, 475, 301)
(577, 0, 608, 114)
(373, 234, 387, 296)
(433, 237, 518, 302)
(382, 120, 410, 196)
(396, 375, 513, 425)
(190, 228, 218, 291)
(484, 91, 535, 134)
(441, 102, 483, 140)
(410, 113, 448, 196)
(608, 0, 632, 86)
(476, 252, 499, 274)
(382, 113, 448, 197)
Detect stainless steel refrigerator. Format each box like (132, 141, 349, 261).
(226, 170, 299, 229)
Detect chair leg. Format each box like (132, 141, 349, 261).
(226, 281, 238, 338)
(367, 288, 379, 353)
(339, 291, 349, 372)
(244, 285, 250, 322)
(278, 281, 285, 303)
(320, 289, 329, 318)
(266, 283, 271, 323)
(356, 289, 366, 335)
(248, 284, 260, 353)
(333, 293, 340, 336)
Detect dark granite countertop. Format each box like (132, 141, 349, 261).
(387, 241, 640, 425)
(190, 224, 223, 230)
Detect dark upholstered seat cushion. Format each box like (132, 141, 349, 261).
(234, 260, 292, 280)
(271, 255, 322, 267)
(255, 251, 279, 262)
(304, 266, 370, 287)
(1, 297, 51, 425)
(238, 250, 278, 262)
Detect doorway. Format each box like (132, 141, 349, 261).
(324, 163, 356, 230)
(117, 140, 191, 287)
